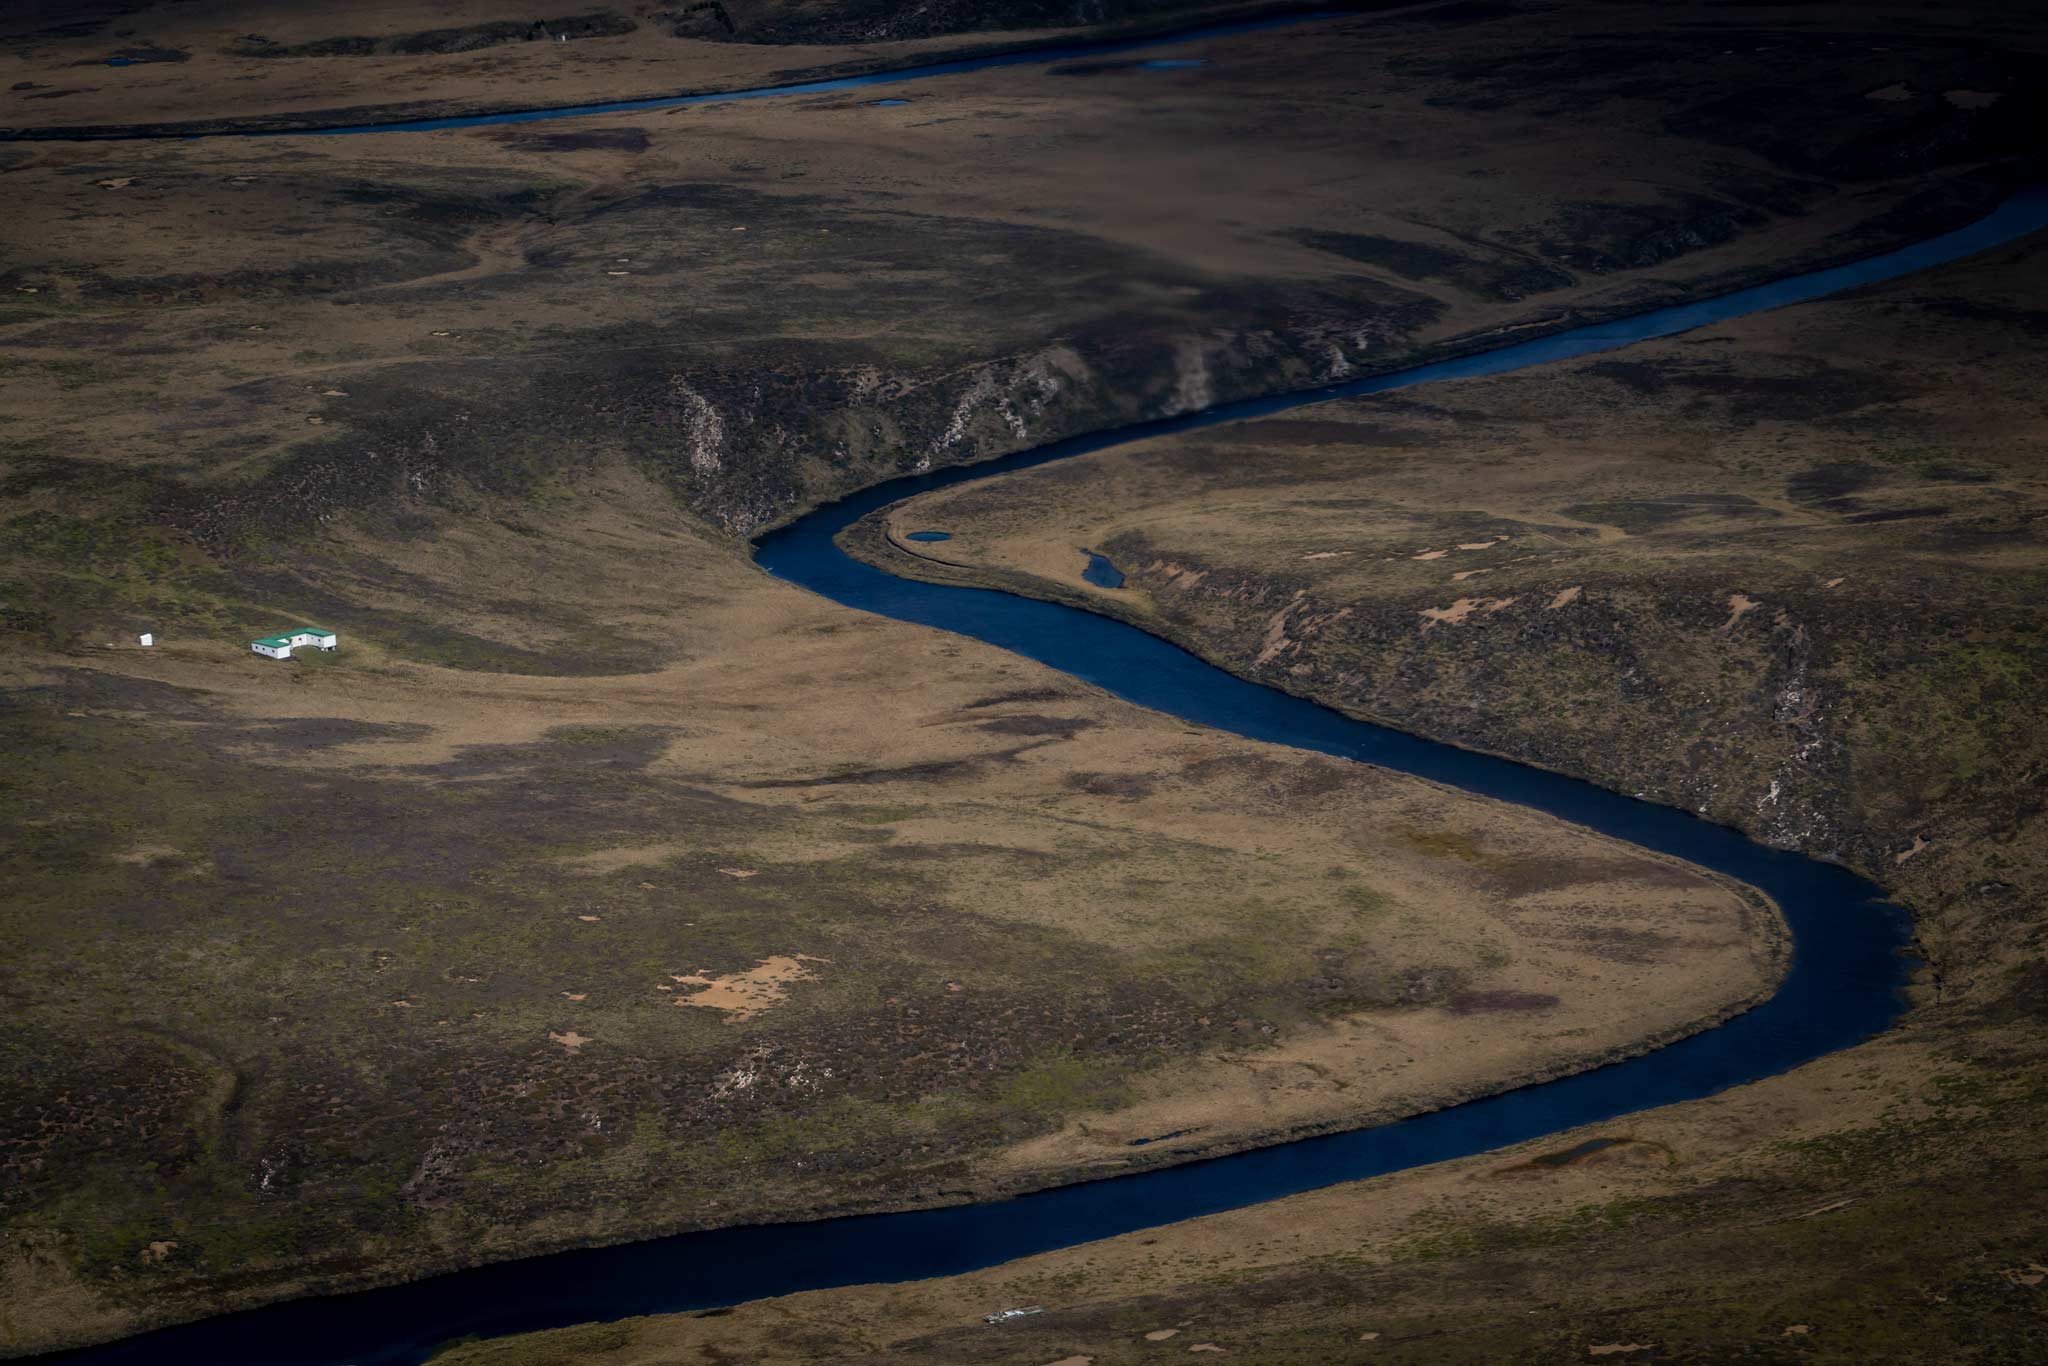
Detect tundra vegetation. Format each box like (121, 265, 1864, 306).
(2, 0, 2044, 1360)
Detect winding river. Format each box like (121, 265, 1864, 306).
(24, 20, 2048, 1366)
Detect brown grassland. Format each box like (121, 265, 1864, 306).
(2, 0, 2045, 1360)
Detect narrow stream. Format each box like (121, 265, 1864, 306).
(37, 186, 2047, 1366)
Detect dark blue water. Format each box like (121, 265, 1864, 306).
(34, 190, 2048, 1366)
(905, 529, 952, 541)
(1082, 549, 1127, 587)
(1140, 58, 1208, 69)
(870, 98, 913, 107)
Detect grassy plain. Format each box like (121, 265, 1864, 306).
(0, 469, 1784, 1354)
(3, 0, 2044, 1358)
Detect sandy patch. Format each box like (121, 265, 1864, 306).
(1864, 82, 1915, 101)
(138, 1240, 177, 1265)
(1411, 548, 1450, 560)
(1188, 1345, 1225, 1353)
(1043, 1358, 1092, 1366)
(1301, 551, 1350, 560)
(1783, 1324, 1811, 1336)
(1944, 89, 2001, 108)
(718, 867, 759, 879)
(548, 1030, 591, 1053)
(1451, 568, 1491, 581)
(1420, 598, 1485, 628)
(670, 955, 830, 1020)
(1547, 586, 1582, 610)
(2000, 1263, 2046, 1288)
(1457, 538, 1506, 551)
(1587, 1346, 1654, 1357)
(1145, 1328, 1180, 1340)
(576, 914, 602, 923)
(1419, 597, 1518, 630)
(1895, 835, 1927, 865)
(1720, 593, 1759, 631)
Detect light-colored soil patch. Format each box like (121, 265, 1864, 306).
(1547, 586, 1583, 610)
(1896, 835, 1927, 864)
(554, 841, 689, 874)
(1721, 593, 1759, 631)
(1587, 1345, 1656, 1357)
(547, 1031, 591, 1053)
(1146, 1328, 1181, 1340)
(669, 955, 830, 1020)
(1419, 596, 1519, 629)
(110, 843, 182, 865)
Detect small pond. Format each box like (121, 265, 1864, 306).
(904, 530, 952, 542)
(1082, 550, 1125, 588)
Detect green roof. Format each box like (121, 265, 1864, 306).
(252, 626, 334, 648)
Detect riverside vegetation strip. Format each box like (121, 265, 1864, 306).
(3, 0, 2045, 1360)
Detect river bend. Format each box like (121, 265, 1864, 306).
(25, 30, 2048, 1366)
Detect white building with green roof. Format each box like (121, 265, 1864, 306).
(251, 627, 336, 660)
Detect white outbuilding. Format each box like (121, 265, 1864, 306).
(251, 627, 337, 660)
